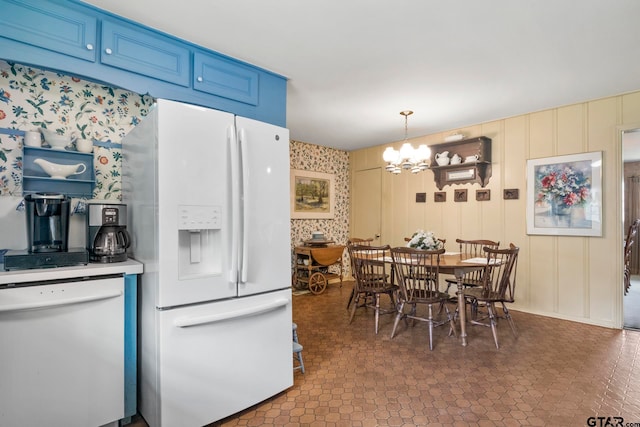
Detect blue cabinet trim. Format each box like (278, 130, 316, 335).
(123, 274, 138, 420)
(0, 0, 287, 127)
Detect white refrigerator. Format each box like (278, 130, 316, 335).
(122, 99, 293, 427)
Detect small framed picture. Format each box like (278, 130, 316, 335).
(454, 189, 467, 202)
(476, 189, 490, 201)
(434, 192, 446, 202)
(415, 192, 426, 203)
(504, 189, 519, 200)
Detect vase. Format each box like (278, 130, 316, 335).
(551, 198, 571, 216)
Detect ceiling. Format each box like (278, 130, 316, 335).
(81, 0, 640, 152)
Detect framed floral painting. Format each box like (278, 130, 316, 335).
(526, 151, 602, 236)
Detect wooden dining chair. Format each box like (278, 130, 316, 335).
(444, 238, 500, 296)
(348, 244, 396, 334)
(390, 246, 456, 350)
(346, 238, 375, 309)
(624, 219, 640, 295)
(348, 237, 374, 246)
(460, 243, 519, 349)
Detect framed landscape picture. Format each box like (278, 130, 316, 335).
(290, 169, 335, 219)
(526, 151, 602, 236)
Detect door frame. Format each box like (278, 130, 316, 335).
(619, 123, 640, 328)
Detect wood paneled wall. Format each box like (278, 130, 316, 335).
(350, 91, 640, 328)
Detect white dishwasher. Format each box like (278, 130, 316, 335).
(0, 275, 125, 427)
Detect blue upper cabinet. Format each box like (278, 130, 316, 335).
(0, 0, 97, 62)
(194, 51, 259, 106)
(101, 19, 190, 87)
(0, 0, 287, 127)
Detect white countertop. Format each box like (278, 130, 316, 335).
(0, 258, 143, 285)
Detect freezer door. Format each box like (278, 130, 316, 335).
(236, 116, 291, 296)
(144, 289, 293, 427)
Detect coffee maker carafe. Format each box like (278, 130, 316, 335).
(87, 203, 131, 263)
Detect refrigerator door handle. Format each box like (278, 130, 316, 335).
(173, 297, 290, 328)
(229, 124, 239, 284)
(238, 128, 250, 283)
(0, 289, 123, 313)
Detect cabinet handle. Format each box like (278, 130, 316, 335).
(105, 48, 113, 55)
(197, 76, 203, 82)
(86, 43, 94, 51)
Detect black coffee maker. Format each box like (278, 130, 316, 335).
(3, 193, 89, 270)
(87, 203, 131, 263)
(25, 192, 70, 252)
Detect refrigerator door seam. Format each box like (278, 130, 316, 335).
(172, 297, 290, 327)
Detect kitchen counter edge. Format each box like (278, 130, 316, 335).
(0, 259, 143, 285)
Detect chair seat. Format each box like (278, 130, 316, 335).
(445, 277, 484, 288)
(463, 287, 509, 303)
(406, 290, 451, 304)
(360, 283, 396, 293)
(360, 273, 389, 282)
(293, 341, 303, 352)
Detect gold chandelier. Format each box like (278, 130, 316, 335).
(382, 110, 430, 174)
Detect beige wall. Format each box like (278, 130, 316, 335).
(350, 90, 640, 328)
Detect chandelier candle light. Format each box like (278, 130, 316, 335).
(382, 110, 430, 174)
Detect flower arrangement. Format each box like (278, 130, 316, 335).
(535, 164, 590, 209)
(407, 230, 443, 250)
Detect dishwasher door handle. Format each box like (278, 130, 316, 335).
(174, 297, 290, 328)
(0, 289, 123, 313)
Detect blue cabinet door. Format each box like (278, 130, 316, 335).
(193, 51, 259, 106)
(101, 19, 190, 87)
(0, 0, 97, 62)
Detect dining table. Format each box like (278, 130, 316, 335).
(359, 247, 492, 346)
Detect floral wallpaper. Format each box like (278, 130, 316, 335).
(0, 60, 153, 199)
(290, 140, 350, 276)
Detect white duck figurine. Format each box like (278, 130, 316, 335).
(34, 158, 86, 179)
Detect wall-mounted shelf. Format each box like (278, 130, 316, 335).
(22, 146, 95, 197)
(429, 136, 492, 189)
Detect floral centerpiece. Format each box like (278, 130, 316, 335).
(535, 164, 590, 215)
(407, 230, 443, 250)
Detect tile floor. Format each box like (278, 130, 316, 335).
(130, 282, 640, 426)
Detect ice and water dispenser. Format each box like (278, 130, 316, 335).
(177, 205, 221, 278)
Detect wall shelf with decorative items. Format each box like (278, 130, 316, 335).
(429, 136, 492, 189)
(22, 146, 95, 198)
